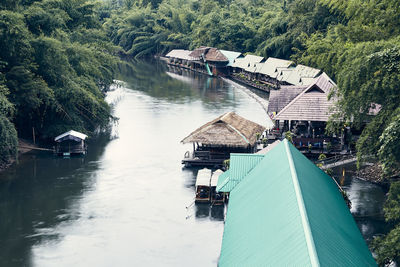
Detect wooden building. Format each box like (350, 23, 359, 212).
(164, 49, 195, 68)
(254, 57, 293, 87)
(274, 64, 321, 86)
(188, 46, 229, 76)
(181, 111, 266, 168)
(54, 130, 88, 156)
(220, 50, 243, 74)
(268, 73, 338, 151)
(231, 54, 265, 78)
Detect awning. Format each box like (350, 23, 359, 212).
(195, 168, 211, 187)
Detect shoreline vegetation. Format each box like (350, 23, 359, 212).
(103, 0, 400, 262)
(0, 0, 119, 169)
(0, 0, 399, 264)
(0, 139, 38, 173)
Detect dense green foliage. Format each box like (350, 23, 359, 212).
(104, 0, 400, 263)
(0, 83, 17, 163)
(1, 0, 399, 263)
(104, 0, 341, 59)
(298, 5, 400, 261)
(372, 181, 400, 265)
(0, 0, 118, 164)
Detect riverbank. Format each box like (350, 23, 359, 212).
(356, 163, 398, 189)
(0, 139, 38, 173)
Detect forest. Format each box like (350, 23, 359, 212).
(0, 0, 117, 164)
(104, 1, 400, 263)
(0, 0, 399, 264)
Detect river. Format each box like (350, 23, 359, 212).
(0, 61, 388, 266)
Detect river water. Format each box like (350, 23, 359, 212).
(0, 61, 388, 266)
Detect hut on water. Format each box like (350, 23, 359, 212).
(54, 130, 87, 156)
(189, 46, 229, 76)
(218, 139, 376, 266)
(181, 112, 265, 168)
(164, 49, 194, 67)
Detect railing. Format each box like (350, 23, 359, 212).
(184, 150, 229, 161)
(315, 154, 357, 169)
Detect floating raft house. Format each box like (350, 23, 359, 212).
(54, 130, 88, 156)
(218, 139, 376, 266)
(181, 112, 266, 168)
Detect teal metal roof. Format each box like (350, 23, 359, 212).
(216, 169, 230, 191)
(216, 154, 264, 192)
(219, 139, 376, 266)
(220, 50, 243, 67)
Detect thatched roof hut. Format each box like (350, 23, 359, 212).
(181, 112, 265, 148)
(188, 46, 229, 63)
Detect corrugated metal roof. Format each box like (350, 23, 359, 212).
(301, 77, 316, 86)
(216, 169, 230, 191)
(216, 154, 264, 192)
(220, 50, 243, 67)
(256, 140, 281, 154)
(165, 49, 194, 60)
(195, 168, 211, 187)
(219, 139, 376, 266)
(295, 64, 321, 78)
(232, 54, 264, 70)
(256, 57, 293, 77)
(275, 65, 321, 86)
(276, 67, 300, 85)
(55, 130, 87, 142)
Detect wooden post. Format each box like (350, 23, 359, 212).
(32, 127, 36, 145)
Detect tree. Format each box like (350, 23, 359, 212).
(372, 181, 400, 265)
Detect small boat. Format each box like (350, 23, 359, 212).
(195, 168, 212, 203)
(210, 169, 225, 205)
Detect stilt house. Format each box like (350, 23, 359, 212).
(181, 112, 266, 168)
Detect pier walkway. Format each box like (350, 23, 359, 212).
(316, 154, 358, 169)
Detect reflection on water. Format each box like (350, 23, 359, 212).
(210, 205, 225, 221)
(0, 60, 269, 267)
(195, 203, 211, 219)
(332, 164, 389, 244)
(0, 134, 110, 267)
(0, 60, 388, 266)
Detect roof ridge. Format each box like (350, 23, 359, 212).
(227, 124, 250, 144)
(284, 139, 320, 267)
(274, 77, 324, 119)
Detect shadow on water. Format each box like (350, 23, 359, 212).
(210, 205, 225, 221)
(0, 133, 112, 267)
(185, 167, 225, 222)
(332, 164, 390, 245)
